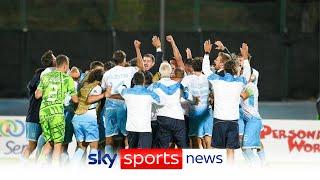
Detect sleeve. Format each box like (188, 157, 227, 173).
(67, 77, 77, 96)
(202, 54, 213, 77)
(89, 85, 102, 96)
(101, 72, 108, 90)
(37, 76, 45, 92)
(131, 66, 139, 75)
(180, 84, 193, 101)
(242, 59, 251, 82)
(27, 73, 40, 97)
(150, 91, 162, 105)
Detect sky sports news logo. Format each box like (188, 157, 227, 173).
(88, 149, 225, 169)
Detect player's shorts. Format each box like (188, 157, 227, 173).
(40, 114, 65, 143)
(188, 105, 213, 138)
(242, 115, 262, 149)
(151, 120, 159, 148)
(238, 108, 245, 135)
(127, 131, 152, 149)
(72, 111, 99, 142)
(102, 98, 127, 137)
(26, 122, 42, 142)
(64, 105, 75, 144)
(212, 118, 240, 149)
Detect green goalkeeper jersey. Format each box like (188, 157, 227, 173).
(37, 70, 76, 118)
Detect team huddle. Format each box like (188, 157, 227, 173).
(22, 35, 266, 166)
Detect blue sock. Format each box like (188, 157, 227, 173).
(257, 149, 266, 164)
(242, 149, 259, 166)
(36, 135, 46, 158)
(90, 148, 98, 156)
(105, 145, 114, 154)
(61, 152, 69, 164)
(72, 148, 85, 164)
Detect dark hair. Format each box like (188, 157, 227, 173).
(90, 61, 104, 70)
(144, 71, 153, 86)
(113, 50, 126, 65)
(143, 54, 155, 63)
(56, 55, 69, 67)
(132, 71, 145, 86)
(87, 68, 104, 83)
(129, 58, 137, 67)
(105, 60, 115, 71)
(173, 68, 185, 79)
(224, 60, 238, 75)
(192, 57, 203, 72)
(41, 50, 54, 67)
(184, 58, 193, 66)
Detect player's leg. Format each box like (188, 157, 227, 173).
(86, 117, 100, 155)
(38, 142, 53, 164)
(203, 136, 212, 149)
(118, 100, 128, 149)
(226, 149, 235, 163)
(202, 108, 213, 149)
(225, 120, 240, 164)
(157, 116, 173, 148)
(52, 142, 63, 166)
(22, 122, 42, 159)
(62, 106, 75, 163)
(50, 115, 65, 165)
(103, 99, 118, 154)
(257, 141, 266, 165)
(151, 120, 159, 148)
(173, 119, 187, 148)
(137, 132, 152, 149)
(243, 116, 263, 166)
(38, 117, 53, 164)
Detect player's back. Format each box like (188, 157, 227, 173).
(151, 78, 184, 120)
(40, 71, 74, 109)
(208, 73, 246, 120)
(101, 65, 138, 94)
(182, 74, 210, 106)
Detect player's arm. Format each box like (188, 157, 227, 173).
(67, 77, 79, 103)
(153, 35, 164, 65)
(134, 40, 145, 71)
(240, 43, 251, 82)
(203, 40, 213, 76)
(35, 89, 42, 99)
(240, 85, 253, 100)
(150, 91, 164, 106)
(87, 86, 111, 104)
(167, 35, 184, 70)
(71, 95, 79, 104)
(35, 76, 44, 99)
(186, 48, 192, 60)
(215, 40, 232, 54)
(240, 91, 249, 100)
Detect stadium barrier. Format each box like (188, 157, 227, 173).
(0, 116, 319, 164)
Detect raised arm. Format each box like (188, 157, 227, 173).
(134, 40, 145, 71)
(186, 48, 192, 60)
(149, 36, 163, 74)
(202, 40, 213, 76)
(240, 43, 251, 82)
(166, 35, 184, 70)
